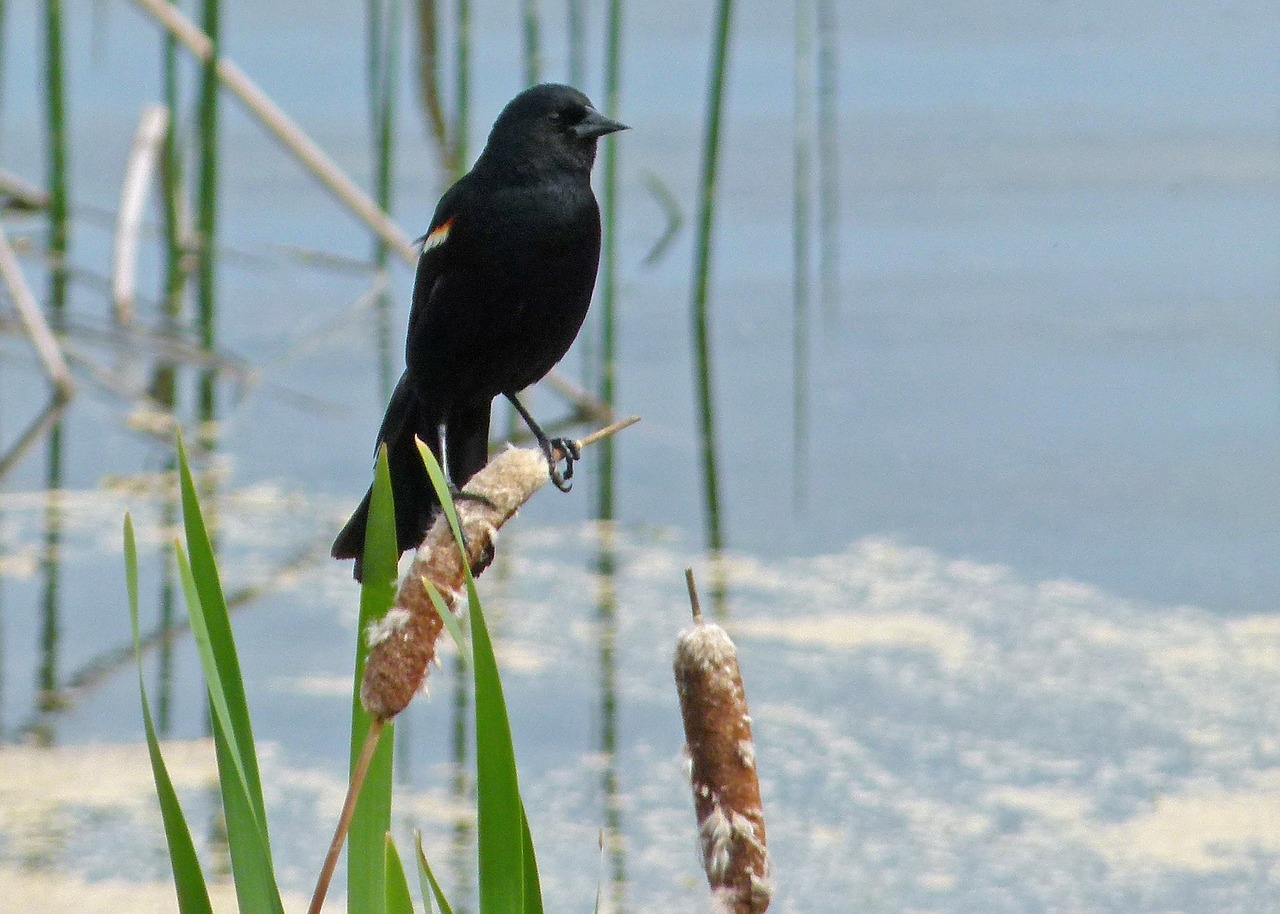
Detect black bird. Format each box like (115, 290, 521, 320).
(333, 83, 628, 580)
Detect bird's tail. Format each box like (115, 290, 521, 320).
(332, 373, 442, 581)
(332, 374, 492, 582)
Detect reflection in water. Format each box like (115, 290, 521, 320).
(566, 0, 585, 90)
(0, 395, 68, 483)
(594, 7, 629, 904)
(35, 0, 71, 733)
(791, 0, 840, 506)
(452, 0, 471, 175)
(593, 523, 626, 913)
(412, 0, 451, 171)
(36, 422, 63, 736)
(368, 0, 402, 401)
(154, 541, 178, 736)
(792, 0, 813, 509)
(814, 0, 839, 328)
(521, 0, 540, 87)
(449, 652, 475, 914)
(689, 0, 734, 560)
(195, 0, 222, 424)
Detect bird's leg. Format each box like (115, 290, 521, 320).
(505, 392, 579, 492)
(436, 420, 497, 509)
(433, 423, 495, 569)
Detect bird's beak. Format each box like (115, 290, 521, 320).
(573, 107, 629, 139)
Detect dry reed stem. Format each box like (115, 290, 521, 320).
(113, 105, 170, 322)
(128, 0, 418, 263)
(125, 0, 616, 422)
(0, 223, 74, 395)
(675, 569, 772, 913)
(0, 168, 50, 211)
(360, 415, 640, 721)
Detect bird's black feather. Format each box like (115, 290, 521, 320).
(332, 84, 627, 580)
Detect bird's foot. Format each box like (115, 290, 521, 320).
(451, 488, 498, 511)
(544, 437, 581, 492)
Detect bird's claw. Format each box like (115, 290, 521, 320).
(441, 487, 496, 566)
(545, 437, 580, 492)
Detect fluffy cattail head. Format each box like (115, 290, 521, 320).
(674, 569, 772, 913)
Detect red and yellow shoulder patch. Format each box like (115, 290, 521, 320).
(423, 217, 454, 252)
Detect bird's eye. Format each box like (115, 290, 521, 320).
(548, 110, 563, 123)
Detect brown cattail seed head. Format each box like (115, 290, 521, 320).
(359, 445, 550, 720)
(674, 572, 772, 913)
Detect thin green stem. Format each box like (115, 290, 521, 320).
(521, 0, 540, 87)
(816, 0, 839, 325)
(412, 0, 449, 168)
(595, 0, 623, 520)
(792, 0, 814, 507)
(566, 0, 584, 90)
(453, 0, 470, 176)
(161, 28, 185, 320)
(196, 0, 221, 423)
(43, 0, 68, 320)
(370, 0, 401, 399)
(689, 0, 735, 554)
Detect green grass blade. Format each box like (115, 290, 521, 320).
(126, 516, 215, 914)
(350, 445, 400, 914)
(173, 544, 285, 914)
(519, 802, 543, 914)
(385, 833, 417, 914)
(424, 578, 471, 665)
(415, 440, 526, 913)
(415, 831, 455, 914)
(175, 435, 270, 832)
(211, 709, 286, 914)
(469, 570, 524, 913)
(414, 440, 466, 559)
(414, 438, 485, 652)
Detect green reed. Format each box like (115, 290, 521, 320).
(453, 0, 471, 175)
(0, 0, 8, 139)
(689, 0, 734, 554)
(816, 0, 839, 324)
(43, 0, 68, 317)
(196, 0, 221, 422)
(792, 0, 814, 505)
(368, 0, 402, 399)
(566, 0, 584, 90)
(595, 0, 623, 520)
(594, 526, 627, 912)
(521, 0, 540, 86)
(412, 0, 451, 171)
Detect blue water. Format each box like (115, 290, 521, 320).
(1, 1, 1279, 910)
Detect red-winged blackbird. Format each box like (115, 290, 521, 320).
(332, 83, 628, 580)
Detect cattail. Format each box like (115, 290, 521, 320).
(674, 569, 772, 913)
(361, 416, 639, 721)
(310, 417, 640, 914)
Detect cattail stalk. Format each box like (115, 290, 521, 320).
(675, 569, 772, 913)
(308, 417, 640, 914)
(360, 415, 637, 720)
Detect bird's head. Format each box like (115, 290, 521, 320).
(477, 83, 629, 178)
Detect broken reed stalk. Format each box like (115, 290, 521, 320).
(112, 105, 170, 322)
(0, 223, 74, 395)
(0, 169, 50, 211)
(126, 0, 614, 424)
(675, 568, 772, 913)
(307, 414, 640, 914)
(128, 0, 418, 264)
